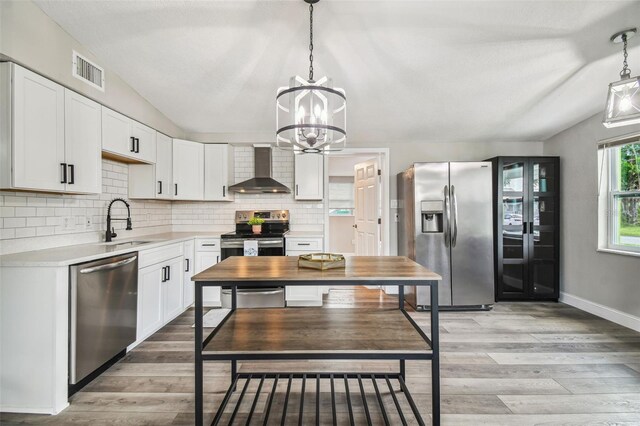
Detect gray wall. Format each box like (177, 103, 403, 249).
(0, 0, 184, 138)
(543, 113, 640, 318)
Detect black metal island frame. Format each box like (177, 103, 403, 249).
(192, 256, 441, 425)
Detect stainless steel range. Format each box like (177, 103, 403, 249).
(220, 210, 289, 308)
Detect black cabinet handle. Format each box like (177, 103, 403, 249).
(298, 243, 311, 246)
(161, 266, 167, 282)
(130, 136, 136, 153)
(523, 222, 527, 234)
(158, 180, 162, 195)
(216, 255, 219, 263)
(60, 163, 67, 183)
(185, 258, 190, 272)
(295, 184, 299, 196)
(166, 265, 170, 281)
(530, 222, 534, 232)
(135, 138, 140, 153)
(67, 164, 74, 185)
(175, 183, 178, 196)
(223, 185, 226, 197)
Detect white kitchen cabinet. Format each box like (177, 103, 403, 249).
(173, 139, 204, 200)
(162, 256, 184, 322)
(102, 106, 155, 164)
(195, 238, 221, 306)
(204, 143, 235, 201)
(129, 132, 173, 200)
(137, 262, 164, 340)
(0, 63, 101, 194)
(183, 239, 195, 308)
(64, 89, 102, 194)
(294, 153, 324, 200)
(285, 236, 324, 306)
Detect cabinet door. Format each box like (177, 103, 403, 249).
(155, 133, 173, 200)
(12, 64, 65, 192)
(131, 121, 156, 164)
(204, 144, 233, 201)
(195, 251, 221, 306)
(528, 158, 559, 298)
(183, 240, 195, 308)
(497, 158, 529, 299)
(173, 139, 204, 200)
(294, 154, 324, 200)
(138, 264, 163, 340)
(64, 89, 101, 194)
(102, 106, 133, 158)
(162, 257, 184, 322)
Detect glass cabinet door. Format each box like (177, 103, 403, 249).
(529, 159, 557, 297)
(500, 159, 528, 296)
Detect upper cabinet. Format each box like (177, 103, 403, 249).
(173, 139, 204, 200)
(294, 154, 324, 200)
(102, 106, 156, 164)
(129, 132, 173, 200)
(0, 63, 101, 194)
(204, 144, 234, 201)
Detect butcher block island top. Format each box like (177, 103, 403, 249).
(192, 255, 442, 283)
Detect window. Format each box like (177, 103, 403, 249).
(600, 136, 640, 253)
(328, 177, 354, 216)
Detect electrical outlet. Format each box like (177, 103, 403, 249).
(85, 216, 93, 229)
(394, 213, 399, 223)
(63, 217, 73, 230)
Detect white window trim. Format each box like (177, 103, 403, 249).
(598, 136, 640, 255)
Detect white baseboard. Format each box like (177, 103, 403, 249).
(560, 292, 640, 333)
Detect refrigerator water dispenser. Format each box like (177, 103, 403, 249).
(421, 200, 444, 233)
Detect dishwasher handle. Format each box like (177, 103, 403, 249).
(80, 255, 137, 274)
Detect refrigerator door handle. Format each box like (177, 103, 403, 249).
(443, 185, 450, 247)
(451, 184, 459, 247)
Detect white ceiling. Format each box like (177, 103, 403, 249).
(35, 0, 640, 143)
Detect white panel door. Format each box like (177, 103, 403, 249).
(12, 64, 65, 192)
(183, 240, 195, 308)
(155, 133, 173, 200)
(173, 139, 204, 200)
(64, 89, 102, 194)
(195, 251, 221, 306)
(162, 257, 184, 322)
(138, 264, 163, 340)
(101, 106, 133, 157)
(131, 121, 156, 164)
(354, 159, 381, 256)
(294, 153, 323, 200)
(204, 144, 233, 201)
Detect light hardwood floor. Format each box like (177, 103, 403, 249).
(2, 286, 640, 425)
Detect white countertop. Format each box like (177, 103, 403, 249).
(0, 232, 227, 267)
(286, 232, 324, 238)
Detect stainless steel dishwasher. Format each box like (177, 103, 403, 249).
(69, 252, 138, 388)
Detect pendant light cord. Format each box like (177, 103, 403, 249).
(621, 34, 631, 79)
(308, 3, 314, 81)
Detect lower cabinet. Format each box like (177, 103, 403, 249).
(183, 239, 195, 308)
(138, 256, 184, 341)
(285, 236, 324, 306)
(195, 238, 221, 307)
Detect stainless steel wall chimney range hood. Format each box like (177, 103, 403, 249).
(228, 146, 291, 194)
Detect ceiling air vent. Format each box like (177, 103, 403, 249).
(72, 51, 104, 91)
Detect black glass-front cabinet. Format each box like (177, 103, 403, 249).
(487, 157, 560, 301)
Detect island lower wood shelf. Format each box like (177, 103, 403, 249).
(192, 256, 442, 426)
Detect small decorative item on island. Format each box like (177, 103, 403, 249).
(298, 253, 346, 270)
(247, 217, 265, 234)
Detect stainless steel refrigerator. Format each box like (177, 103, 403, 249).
(397, 162, 494, 309)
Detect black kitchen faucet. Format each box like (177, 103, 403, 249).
(105, 198, 132, 242)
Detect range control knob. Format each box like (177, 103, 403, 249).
(282, 213, 287, 218)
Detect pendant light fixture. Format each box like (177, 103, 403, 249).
(603, 28, 640, 128)
(276, 0, 346, 154)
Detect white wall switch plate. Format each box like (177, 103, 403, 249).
(390, 199, 398, 209)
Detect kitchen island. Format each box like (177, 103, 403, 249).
(192, 256, 441, 425)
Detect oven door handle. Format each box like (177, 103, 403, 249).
(221, 239, 284, 248)
(221, 288, 283, 295)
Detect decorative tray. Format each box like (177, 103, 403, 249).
(298, 253, 345, 270)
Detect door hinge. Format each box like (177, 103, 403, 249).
(378, 218, 381, 225)
(377, 169, 381, 176)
